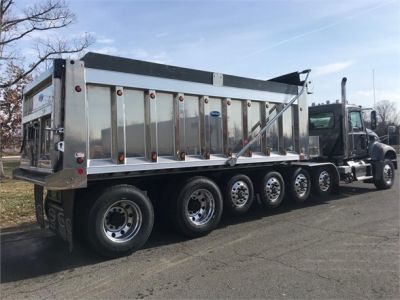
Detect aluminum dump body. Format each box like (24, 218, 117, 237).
(14, 53, 310, 189)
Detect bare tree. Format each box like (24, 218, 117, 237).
(0, 0, 93, 88)
(375, 100, 399, 126)
(1, 61, 32, 149)
(0, 0, 93, 177)
(373, 100, 399, 139)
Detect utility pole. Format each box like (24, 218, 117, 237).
(372, 69, 376, 108)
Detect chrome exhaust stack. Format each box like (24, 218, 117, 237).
(341, 77, 347, 104)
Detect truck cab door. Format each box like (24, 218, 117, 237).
(348, 110, 368, 158)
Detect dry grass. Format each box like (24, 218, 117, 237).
(0, 160, 35, 228)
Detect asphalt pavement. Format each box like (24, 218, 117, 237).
(1, 172, 399, 299)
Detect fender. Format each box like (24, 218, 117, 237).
(369, 142, 398, 169)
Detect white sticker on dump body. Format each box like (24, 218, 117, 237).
(32, 84, 54, 112)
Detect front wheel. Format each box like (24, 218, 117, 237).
(86, 185, 154, 258)
(374, 160, 395, 190)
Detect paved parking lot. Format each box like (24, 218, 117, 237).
(1, 172, 399, 299)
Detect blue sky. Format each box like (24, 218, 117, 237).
(21, 0, 400, 107)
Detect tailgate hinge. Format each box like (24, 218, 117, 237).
(56, 141, 65, 152)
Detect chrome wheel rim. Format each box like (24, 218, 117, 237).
(265, 177, 281, 202)
(103, 200, 142, 243)
(187, 189, 215, 226)
(319, 171, 331, 192)
(383, 164, 393, 185)
(231, 180, 250, 208)
(294, 173, 308, 197)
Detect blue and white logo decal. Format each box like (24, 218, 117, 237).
(210, 111, 221, 117)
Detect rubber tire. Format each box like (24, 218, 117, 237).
(170, 176, 223, 238)
(86, 185, 154, 258)
(374, 160, 395, 190)
(224, 174, 254, 215)
(259, 171, 285, 208)
(312, 166, 332, 197)
(286, 167, 311, 203)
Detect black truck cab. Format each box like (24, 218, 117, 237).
(308, 77, 397, 186)
(309, 103, 370, 163)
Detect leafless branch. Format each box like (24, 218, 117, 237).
(0, 0, 93, 88)
(0, 33, 92, 88)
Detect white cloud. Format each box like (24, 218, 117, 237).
(355, 89, 400, 100)
(96, 36, 114, 44)
(128, 48, 171, 64)
(313, 61, 354, 77)
(92, 46, 118, 55)
(350, 88, 400, 107)
(88, 32, 115, 45)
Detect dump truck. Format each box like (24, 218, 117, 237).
(13, 53, 397, 257)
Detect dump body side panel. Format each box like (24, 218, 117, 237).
(15, 53, 311, 189)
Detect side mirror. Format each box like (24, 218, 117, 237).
(370, 110, 377, 130)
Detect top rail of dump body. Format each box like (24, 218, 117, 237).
(14, 52, 311, 190)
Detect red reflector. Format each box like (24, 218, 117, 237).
(77, 168, 84, 175)
(118, 153, 125, 163)
(75, 85, 82, 92)
(179, 95, 184, 102)
(151, 151, 157, 162)
(76, 157, 84, 164)
(117, 89, 123, 96)
(150, 92, 156, 99)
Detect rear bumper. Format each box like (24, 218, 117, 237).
(13, 167, 87, 190)
(13, 168, 47, 185)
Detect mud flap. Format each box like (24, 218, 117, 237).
(47, 190, 75, 252)
(34, 185, 45, 229)
(371, 161, 384, 181)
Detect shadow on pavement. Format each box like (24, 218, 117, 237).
(0, 182, 380, 284)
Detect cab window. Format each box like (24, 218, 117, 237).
(309, 112, 335, 129)
(349, 111, 363, 131)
